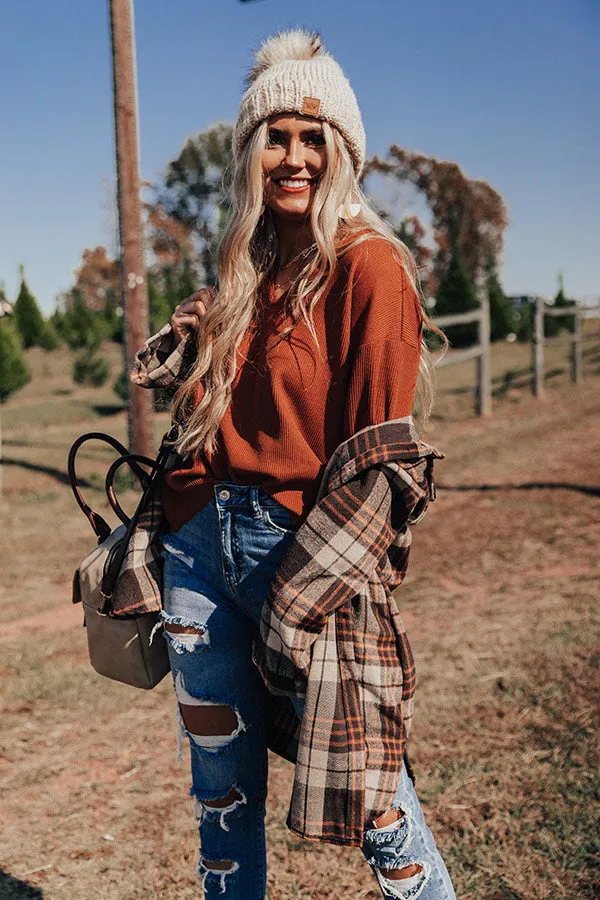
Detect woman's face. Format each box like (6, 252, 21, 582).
(261, 113, 327, 222)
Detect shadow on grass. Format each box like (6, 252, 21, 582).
(439, 366, 565, 398)
(0, 870, 44, 898)
(0, 457, 92, 489)
(438, 481, 600, 498)
(91, 404, 125, 417)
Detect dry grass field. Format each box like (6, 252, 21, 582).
(1, 333, 599, 899)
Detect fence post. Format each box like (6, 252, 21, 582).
(532, 296, 545, 398)
(571, 308, 582, 383)
(476, 286, 492, 416)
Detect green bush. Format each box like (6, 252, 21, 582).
(0, 318, 30, 401)
(72, 352, 111, 387)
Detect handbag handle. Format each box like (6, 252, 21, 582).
(105, 453, 160, 526)
(67, 432, 155, 542)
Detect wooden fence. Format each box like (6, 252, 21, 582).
(532, 298, 600, 399)
(432, 295, 600, 416)
(432, 292, 492, 416)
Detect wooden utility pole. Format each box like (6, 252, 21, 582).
(108, 0, 153, 456)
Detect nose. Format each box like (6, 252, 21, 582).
(283, 136, 305, 169)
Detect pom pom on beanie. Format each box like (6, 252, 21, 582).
(233, 29, 366, 177)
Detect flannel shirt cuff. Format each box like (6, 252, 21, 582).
(386, 454, 437, 527)
(130, 323, 191, 391)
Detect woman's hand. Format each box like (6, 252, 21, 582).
(171, 287, 216, 347)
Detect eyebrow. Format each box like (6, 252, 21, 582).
(268, 125, 324, 135)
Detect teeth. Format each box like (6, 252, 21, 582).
(278, 179, 310, 187)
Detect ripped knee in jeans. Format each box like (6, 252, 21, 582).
(173, 671, 246, 756)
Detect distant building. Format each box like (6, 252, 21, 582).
(508, 294, 599, 312)
(507, 294, 548, 310)
(0, 299, 13, 317)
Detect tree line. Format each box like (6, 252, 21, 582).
(0, 123, 575, 403)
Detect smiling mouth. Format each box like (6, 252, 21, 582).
(274, 178, 314, 192)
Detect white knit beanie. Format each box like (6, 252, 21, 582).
(233, 29, 366, 177)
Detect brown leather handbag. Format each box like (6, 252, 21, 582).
(68, 432, 172, 689)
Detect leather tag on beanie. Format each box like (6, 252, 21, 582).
(301, 96, 321, 117)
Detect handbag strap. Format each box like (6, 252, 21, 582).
(67, 432, 154, 542)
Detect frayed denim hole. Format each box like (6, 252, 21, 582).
(374, 858, 430, 900)
(174, 672, 247, 755)
(161, 613, 209, 654)
(197, 858, 240, 895)
(363, 812, 413, 868)
(164, 629, 209, 654)
(192, 787, 248, 832)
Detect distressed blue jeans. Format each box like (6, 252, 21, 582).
(160, 482, 456, 899)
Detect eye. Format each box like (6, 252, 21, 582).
(305, 132, 325, 146)
(266, 130, 285, 147)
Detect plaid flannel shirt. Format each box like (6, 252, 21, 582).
(131, 326, 444, 848)
(253, 417, 443, 847)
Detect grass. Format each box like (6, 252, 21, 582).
(1, 335, 599, 898)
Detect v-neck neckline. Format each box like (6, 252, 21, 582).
(266, 277, 291, 304)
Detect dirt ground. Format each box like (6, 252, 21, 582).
(1, 340, 599, 899)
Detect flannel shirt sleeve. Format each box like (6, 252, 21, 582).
(130, 323, 196, 394)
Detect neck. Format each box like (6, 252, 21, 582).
(272, 215, 315, 267)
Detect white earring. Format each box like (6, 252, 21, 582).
(338, 199, 361, 220)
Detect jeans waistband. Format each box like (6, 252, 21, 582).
(213, 482, 283, 511)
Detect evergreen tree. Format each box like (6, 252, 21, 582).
(0, 318, 30, 401)
(179, 256, 198, 303)
(38, 318, 61, 350)
(156, 122, 234, 285)
(546, 272, 574, 336)
(433, 226, 479, 347)
(13, 267, 48, 348)
(103, 286, 123, 342)
(72, 352, 111, 387)
(161, 266, 181, 315)
(485, 251, 515, 342)
(148, 272, 172, 334)
(60, 289, 105, 350)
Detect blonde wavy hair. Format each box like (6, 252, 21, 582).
(171, 119, 443, 459)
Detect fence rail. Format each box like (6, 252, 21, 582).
(432, 295, 600, 415)
(531, 298, 598, 398)
(431, 292, 492, 416)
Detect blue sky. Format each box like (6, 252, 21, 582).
(1, 0, 598, 312)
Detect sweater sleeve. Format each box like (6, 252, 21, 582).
(342, 239, 423, 438)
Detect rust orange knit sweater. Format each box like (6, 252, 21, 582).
(161, 235, 423, 533)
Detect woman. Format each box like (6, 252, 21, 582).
(133, 29, 455, 900)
